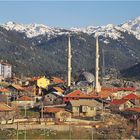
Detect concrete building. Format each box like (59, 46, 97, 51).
(0, 61, 12, 79)
(42, 107, 71, 122)
(66, 99, 102, 117)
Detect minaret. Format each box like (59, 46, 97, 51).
(95, 36, 101, 93)
(67, 35, 72, 87)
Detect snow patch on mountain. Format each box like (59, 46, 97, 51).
(1, 16, 140, 42)
(1, 21, 67, 38)
(121, 16, 140, 40)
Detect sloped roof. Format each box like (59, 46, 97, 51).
(64, 90, 90, 98)
(17, 95, 32, 101)
(53, 87, 64, 93)
(89, 89, 113, 99)
(125, 107, 140, 113)
(70, 99, 102, 107)
(101, 87, 136, 92)
(122, 93, 140, 100)
(43, 107, 64, 113)
(0, 88, 10, 93)
(0, 102, 13, 112)
(51, 77, 64, 84)
(9, 84, 25, 91)
(65, 90, 100, 99)
(29, 76, 41, 82)
(110, 99, 128, 105)
(23, 86, 34, 93)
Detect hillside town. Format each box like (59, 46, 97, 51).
(0, 37, 140, 139)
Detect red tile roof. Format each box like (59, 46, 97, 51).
(17, 96, 32, 101)
(51, 77, 64, 84)
(122, 93, 140, 100)
(89, 89, 113, 99)
(88, 87, 136, 99)
(0, 102, 13, 112)
(43, 107, 64, 113)
(125, 107, 140, 113)
(23, 86, 34, 93)
(53, 87, 64, 93)
(29, 76, 41, 82)
(101, 87, 136, 92)
(10, 84, 25, 91)
(65, 90, 98, 99)
(117, 87, 136, 91)
(110, 99, 128, 105)
(0, 88, 10, 93)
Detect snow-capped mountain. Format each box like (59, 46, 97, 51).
(0, 17, 140, 76)
(121, 16, 140, 40)
(1, 16, 140, 41)
(1, 21, 69, 38)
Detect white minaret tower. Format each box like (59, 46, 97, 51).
(67, 35, 72, 87)
(95, 36, 101, 93)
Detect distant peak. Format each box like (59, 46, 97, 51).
(5, 21, 17, 25)
(134, 16, 140, 21)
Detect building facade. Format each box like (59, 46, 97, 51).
(0, 61, 12, 79)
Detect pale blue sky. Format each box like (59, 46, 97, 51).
(0, 1, 140, 28)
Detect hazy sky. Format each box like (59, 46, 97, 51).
(0, 1, 140, 28)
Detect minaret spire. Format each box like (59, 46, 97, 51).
(95, 35, 101, 93)
(67, 35, 72, 87)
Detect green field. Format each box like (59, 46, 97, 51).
(0, 128, 106, 139)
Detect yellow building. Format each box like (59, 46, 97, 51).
(37, 77, 50, 89)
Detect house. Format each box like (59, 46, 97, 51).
(0, 88, 10, 96)
(51, 77, 64, 84)
(37, 77, 50, 89)
(42, 107, 71, 122)
(0, 61, 12, 79)
(11, 95, 35, 109)
(52, 86, 64, 94)
(109, 98, 135, 112)
(123, 107, 140, 136)
(66, 99, 103, 117)
(64, 89, 112, 103)
(0, 94, 9, 104)
(122, 93, 140, 107)
(0, 102, 15, 122)
(28, 76, 41, 86)
(7, 84, 25, 94)
(43, 92, 63, 105)
(23, 86, 35, 96)
(110, 87, 136, 99)
(64, 90, 97, 102)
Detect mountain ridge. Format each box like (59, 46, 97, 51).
(1, 16, 140, 41)
(0, 17, 140, 77)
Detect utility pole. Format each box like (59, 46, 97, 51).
(16, 122, 18, 140)
(24, 123, 26, 140)
(95, 36, 101, 93)
(6, 95, 8, 105)
(41, 101, 44, 119)
(24, 104, 27, 118)
(67, 35, 72, 87)
(41, 90, 44, 120)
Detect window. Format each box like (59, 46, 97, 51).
(91, 107, 95, 110)
(74, 106, 79, 111)
(82, 106, 88, 112)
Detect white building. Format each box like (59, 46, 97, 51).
(0, 61, 12, 79)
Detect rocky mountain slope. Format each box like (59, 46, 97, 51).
(0, 17, 140, 77)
